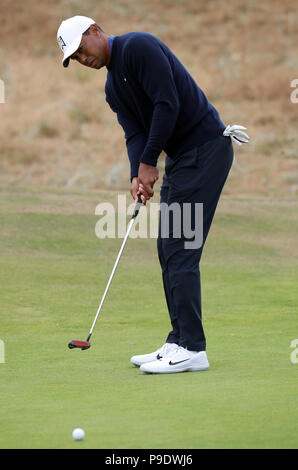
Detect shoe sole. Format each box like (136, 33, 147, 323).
(141, 363, 210, 374)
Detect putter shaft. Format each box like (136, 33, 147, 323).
(87, 195, 143, 339)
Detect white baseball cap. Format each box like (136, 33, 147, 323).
(57, 15, 96, 67)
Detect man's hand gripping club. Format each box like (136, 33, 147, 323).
(130, 163, 159, 204)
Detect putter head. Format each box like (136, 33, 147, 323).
(68, 340, 91, 350)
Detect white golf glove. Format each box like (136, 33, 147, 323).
(223, 124, 250, 146)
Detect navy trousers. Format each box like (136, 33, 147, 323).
(157, 134, 234, 351)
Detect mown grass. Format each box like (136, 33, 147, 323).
(0, 187, 297, 449)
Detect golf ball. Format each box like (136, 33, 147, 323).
(72, 428, 85, 441)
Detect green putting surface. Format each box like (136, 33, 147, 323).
(0, 186, 297, 449)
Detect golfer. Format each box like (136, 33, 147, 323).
(57, 16, 249, 374)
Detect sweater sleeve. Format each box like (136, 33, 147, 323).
(125, 35, 180, 167)
(106, 88, 147, 181)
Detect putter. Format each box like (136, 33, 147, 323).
(68, 194, 143, 351)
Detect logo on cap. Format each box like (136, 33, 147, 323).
(58, 36, 66, 52)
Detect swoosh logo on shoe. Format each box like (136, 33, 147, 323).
(156, 354, 162, 360)
(169, 359, 189, 366)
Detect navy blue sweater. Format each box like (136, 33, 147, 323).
(105, 32, 226, 180)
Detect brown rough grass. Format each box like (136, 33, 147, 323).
(0, 0, 297, 196)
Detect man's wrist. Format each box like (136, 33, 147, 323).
(140, 160, 157, 168)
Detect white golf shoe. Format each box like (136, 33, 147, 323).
(130, 342, 179, 367)
(140, 346, 209, 374)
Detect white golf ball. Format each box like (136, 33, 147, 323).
(72, 428, 85, 441)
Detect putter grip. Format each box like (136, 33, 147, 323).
(132, 195, 143, 219)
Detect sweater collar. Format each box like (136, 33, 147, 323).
(107, 35, 116, 71)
